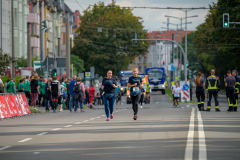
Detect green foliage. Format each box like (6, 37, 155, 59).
(16, 56, 39, 68)
(70, 54, 85, 74)
(72, 1, 149, 76)
(15, 75, 22, 89)
(0, 53, 13, 75)
(187, 0, 240, 88)
(1, 75, 10, 84)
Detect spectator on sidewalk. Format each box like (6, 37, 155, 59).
(89, 84, 96, 108)
(50, 76, 60, 112)
(0, 77, 4, 93)
(69, 75, 77, 112)
(30, 74, 40, 109)
(40, 78, 46, 107)
(45, 78, 52, 112)
(23, 76, 30, 104)
(74, 77, 85, 112)
(84, 87, 89, 105)
(66, 78, 71, 110)
(18, 79, 24, 92)
(7, 79, 16, 93)
(59, 80, 66, 112)
(37, 75, 43, 106)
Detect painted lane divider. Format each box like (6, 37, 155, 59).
(96, 117, 101, 118)
(89, 118, 95, 120)
(83, 120, 89, 122)
(184, 107, 195, 160)
(197, 110, 207, 160)
(64, 125, 72, 128)
(52, 128, 61, 131)
(18, 138, 32, 143)
(37, 132, 48, 136)
(75, 122, 82, 124)
(0, 146, 11, 151)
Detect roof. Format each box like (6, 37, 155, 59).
(148, 30, 195, 44)
(64, 3, 74, 15)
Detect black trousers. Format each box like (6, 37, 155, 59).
(139, 94, 144, 105)
(207, 90, 219, 109)
(226, 87, 236, 109)
(41, 94, 46, 106)
(52, 94, 58, 110)
(234, 93, 238, 108)
(131, 93, 141, 116)
(196, 87, 205, 109)
(37, 93, 42, 106)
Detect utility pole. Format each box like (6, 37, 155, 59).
(184, 10, 188, 82)
(172, 34, 174, 82)
(11, 0, 15, 79)
(1, 0, 2, 55)
(66, 12, 70, 78)
(58, 38, 61, 57)
(27, 23, 32, 67)
(167, 17, 169, 31)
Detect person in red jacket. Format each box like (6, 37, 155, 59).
(89, 84, 96, 109)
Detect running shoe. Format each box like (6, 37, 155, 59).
(59, 109, 63, 112)
(81, 110, 85, 112)
(215, 108, 221, 112)
(133, 115, 137, 120)
(106, 118, 110, 121)
(110, 114, 113, 119)
(74, 110, 78, 113)
(140, 105, 143, 108)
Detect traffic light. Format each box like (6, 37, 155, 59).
(52, 68, 57, 77)
(223, 13, 229, 28)
(186, 61, 189, 67)
(163, 61, 165, 65)
(41, 20, 47, 30)
(133, 32, 138, 44)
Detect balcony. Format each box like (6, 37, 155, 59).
(31, 37, 40, 48)
(27, 13, 40, 24)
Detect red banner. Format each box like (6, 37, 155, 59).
(14, 95, 23, 116)
(20, 94, 30, 114)
(9, 94, 20, 117)
(0, 96, 11, 118)
(4, 95, 15, 117)
(17, 94, 27, 115)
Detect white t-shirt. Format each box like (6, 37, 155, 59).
(0, 78, 2, 85)
(59, 84, 65, 95)
(173, 87, 181, 97)
(171, 85, 176, 94)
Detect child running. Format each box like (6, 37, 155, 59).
(173, 82, 181, 107)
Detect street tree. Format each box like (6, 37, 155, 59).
(72, 1, 149, 76)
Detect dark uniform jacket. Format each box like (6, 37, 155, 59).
(206, 75, 220, 91)
(234, 76, 240, 93)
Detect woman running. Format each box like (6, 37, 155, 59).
(195, 72, 205, 111)
(128, 68, 143, 120)
(101, 70, 118, 121)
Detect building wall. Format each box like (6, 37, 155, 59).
(14, 0, 29, 58)
(0, 0, 11, 55)
(128, 54, 149, 74)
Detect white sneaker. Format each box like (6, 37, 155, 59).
(140, 105, 143, 108)
(59, 109, 63, 112)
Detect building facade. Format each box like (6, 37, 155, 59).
(0, 0, 11, 55)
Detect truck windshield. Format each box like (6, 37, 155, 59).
(120, 74, 132, 81)
(148, 72, 163, 79)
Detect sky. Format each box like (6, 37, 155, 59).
(65, 0, 218, 31)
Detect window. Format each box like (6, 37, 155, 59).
(77, 16, 79, 18)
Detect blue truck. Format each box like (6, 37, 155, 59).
(119, 70, 133, 94)
(145, 67, 166, 94)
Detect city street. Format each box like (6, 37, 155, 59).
(0, 92, 239, 160)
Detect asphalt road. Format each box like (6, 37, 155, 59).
(0, 92, 239, 160)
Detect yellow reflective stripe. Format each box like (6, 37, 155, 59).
(228, 98, 230, 105)
(234, 100, 238, 107)
(215, 106, 219, 109)
(201, 102, 204, 104)
(207, 106, 211, 109)
(198, 102, 201, 104)
(236, 82, 240, 85)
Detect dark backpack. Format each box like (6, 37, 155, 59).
(74, 84, 80, 93)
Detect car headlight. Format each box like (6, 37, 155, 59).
(121, 88, 123, 90)
(162, 85, 165, 88)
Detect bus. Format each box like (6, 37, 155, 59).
(145, 67, 165, 94)
(119, 70, 133, 94)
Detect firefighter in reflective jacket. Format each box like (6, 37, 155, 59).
(206, 69, 220, 111)
(232, 70, 239, 111)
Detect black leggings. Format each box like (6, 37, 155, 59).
(196, 87, 205, 109)
(131, 93, 141, 116)
(139, 94, 144, 105)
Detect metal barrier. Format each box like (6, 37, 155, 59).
(0, 93, 31, 120)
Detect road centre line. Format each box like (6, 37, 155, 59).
(75, 122, 82, 124)
(96, 117, 101, 118)
(18, 138, 32, 143)
(52, 128, 61, 131)
(64, 125, 72, 128)
(83, 120, 89, 122)
(37, 132, 48, 136)
(197, 110, 207, 160)
(0, 146, 11, 151)
(89, 118, 95, 120)
(184, 107, 195, 160)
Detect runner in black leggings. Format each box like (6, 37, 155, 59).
(128, 68, 143, 120)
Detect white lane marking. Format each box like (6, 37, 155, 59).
(156, 102, 159, 104)
(64, 125, 72, 128)
(115, 111, 119, 112)
(198, 110, 207, 160)
(18, 138, 32, 143)
(75, 122, 82, 124)
(101, 115, 105, 116)
(52, 128, 61, 131)
(184, 107, 195, 160)
(0, 146, 11, 151)
(89, 118, 95, 120)
(37, 132, 48, 136)
(83, 120, 89, 122)
(33, 152, 40, 154)
(96, 117, 101, 118)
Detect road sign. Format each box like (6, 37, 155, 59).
(183, 84, 189, 90)
(85, 72, 91, 79)
(180, 81, 190, 102)
(173, 59, 179, 68)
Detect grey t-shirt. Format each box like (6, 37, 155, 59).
(225, 75, 236, 87)
(197, 78, 204, 87)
